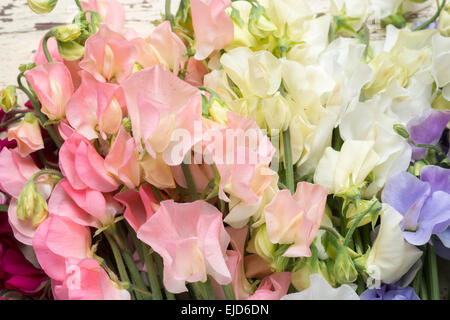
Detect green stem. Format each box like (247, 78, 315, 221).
(121, 249, 150, 300)
(165, 0, 174, 25)
(17, 74, 63, 148)
(42, 31, 54, 63)
(282, 130, 295, 194)
(414, 0, 447, 31)
(74, 0, 84, 11)
(319, 226, 344, 243)
(222, 284, 235, 300)
(105, 233, 134, 299)
(142, 244, 163, 300)
(0, 114, 25, 129)
(343, 201, 379, 247)
(427, 243, 440, 300)
(182, 162, 199, 201)
(0, 205, 8, 212)
(353, 228, 363, 255)
(130, 285, 152, 298)
(191, 280, 215, 300)
(150, 185, 164, 202)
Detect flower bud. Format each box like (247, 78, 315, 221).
(438, 5, 450, 37)
(209, 99, 229, 125)
(122, 117, 132, 133)
(432, 92, 450, 110)
(1, 86, 17, 113)
(57, 40, 85, 61)
(27, 0, 58, 14)
(31, 192, 49, 228)
(248, 5, 277, 39)
(393, 124, 410, 139)
(291, 259, 313, 291)
(17, 182, 36, 221)
(346, 198, 382, 229)
(52, 24, 81, 42)
(334, 246, 358, 284)
(261, 93, 291, 131)
(253, 225, 275, 262)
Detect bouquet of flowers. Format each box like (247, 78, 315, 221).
(0, 0, 449, 301)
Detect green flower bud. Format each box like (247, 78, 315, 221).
(1, 86, 17, 113)
(17, 182, 36, 221)
(381, 14, 406, 29)
(408, 160, 429, 177)
(253, 225, 275, 262)
(122, 117, 132, 133)
(334, 246, 358, 284)
(57, 40, 85, 61)
(393, 124, 410, 139)
(31, 192, 49, 228)
(346, 198, 382, 229)
(248, 5, 277, 39)
(52, 24, 81, 42)
(27, 0, 58, 14)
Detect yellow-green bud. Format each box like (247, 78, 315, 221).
(31, 192, 49, 228)
(291, 259, 313, 291)
(1, 86, 17, 113)
(52, 24, 81, 42)
(346, 198, 381, 229)
(122, 117, 132, 133)
(393, 124, 410, 139)
(254, 225, 275, 262)
(209, 99, 229, 125)
(27, 0, 58, 14)
(248, 5, 277, 39)
(17, 182, 36, 221)
(432, 92, 450, 111)
(57, 40, 85, 61)
(334, 246, 358, 284)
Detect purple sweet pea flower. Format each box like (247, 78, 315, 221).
(360, 284, 420, 300)
(407, 110, 450, 160)
(435, 228, 450, 260)
(382, 166, 450, 246)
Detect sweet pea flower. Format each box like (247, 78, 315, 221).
(105, 126, 141, 189)
(33, 215, 92, 282)
(53, 258, 130, 300)
(81, 0, 126, 33)
(25, 62, 74, 120)
(34, 36, 63, 66)
(314, 140, 380, 195)
(132, 21, 187, 74)
(360, 284, 420, 300)
(203, 112, 276, 206)
(0, 236, 47, 295)
(79, 24, 138, 83)
(59, 132, 119, 192)
(191, 0, 234, 60)
(137, 200, 231, 294)
(407, 109, 450, 160)
(264, 182, 327, 258)
(382, 166, 450, 246)
(48, 180, 122, 228)
(281, 273, 360, 300)
(121, 65, 201, 165)
(140, 154, 176, 189)
(431, 34, 450, 100)
(7, 114, 44, 157)
(247, 272, 291, 300)
(185, 57, 209, 87)
(366, 205, 422, 284)
(114, 184, 160, 232)
(66, 71, 124, 140)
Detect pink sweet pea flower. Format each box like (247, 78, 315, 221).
(79, 24, 138, 83)
(25, 62, 74, 120)
(137, 200, 231, 293)
(81, 0, 126, 33)
(191, 0, 234, 60)
(59, 132, 119, 192)
(264, 182, 328, 258)
(34, 37, 63, 66)
(0, 148, 39, 199)
(121, 65, 201, 165)
(225, 226, 252, 299)
(33, 215, 92, 282)
(53, 258, 130, 300)
(66, 71, 123, 140)
(105, 126, 141, 189)
(114, 184, 160, 232)
(247, 272, 291, 300)
(48, 180, 122, 228)
(7, 115, 44, 157)
(132, 21, 187, 74)
(171, 161, 214, 193)
(203, 112, 276, 205)
(185, 57, 209, 87)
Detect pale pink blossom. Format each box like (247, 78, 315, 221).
(34, 37, 63, 66)
(33, 215, 92, 281)
(191, 0, 234, 60)
(137, 200, 231, 293)
(59, 133, 119, 192)
(53, 258, 130, 300)
(79, 24, 137, 83)
(264, 182, 328, 258)
(81, 0, 126, 33)
(132, 21, 187, 74)
(25, 62, 74, 120)
(7, 116, 44, 157)
(66, 71, 123, 140)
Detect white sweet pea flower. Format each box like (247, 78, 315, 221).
(220, 47, 282, 98)
(314, 139, 380, 194)
(340, 96, 412, 197)
(366, 205, 422, 285)
(204, 69, 239, 104)
(226, 1, 258, 50)
(281, 274, 360, 300)
(431, 34, 450, 100)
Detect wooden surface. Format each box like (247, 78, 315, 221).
(0, 0, 448, 298)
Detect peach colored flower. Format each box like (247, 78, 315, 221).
(7, 114, 44, 157)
